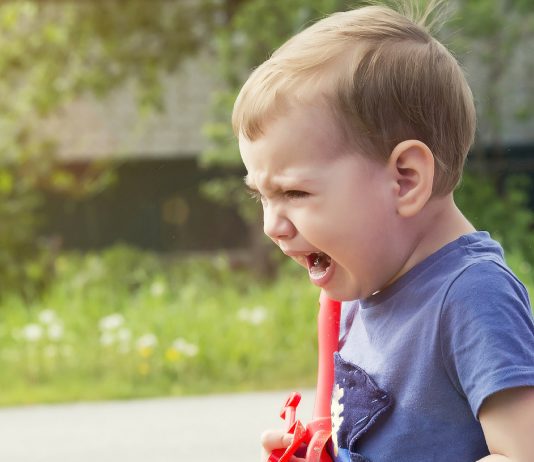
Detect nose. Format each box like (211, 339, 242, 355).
(263, 204, 296, 242)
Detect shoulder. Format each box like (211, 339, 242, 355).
(439, 259, 534, 417)
(440, 258, 533, 344)
(443, 258, 531, 317)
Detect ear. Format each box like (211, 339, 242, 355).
(387, 140, 434, 217)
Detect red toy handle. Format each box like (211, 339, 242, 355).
(268, 291, 341, 462)
(314, 291, 341, 421)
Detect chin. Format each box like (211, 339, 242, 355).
(323, 286, 360, 303)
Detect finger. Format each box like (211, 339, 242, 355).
(261, 430, 293, 451)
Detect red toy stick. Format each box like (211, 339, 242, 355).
(269, 291, 341, 462)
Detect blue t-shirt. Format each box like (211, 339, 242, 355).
(332, 231, 534, 462)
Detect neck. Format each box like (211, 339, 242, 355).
(389, 194, 475, 286)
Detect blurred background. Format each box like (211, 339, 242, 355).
(0, 0, 533, 407)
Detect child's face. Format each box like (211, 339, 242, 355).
(239, 104, 404, 301)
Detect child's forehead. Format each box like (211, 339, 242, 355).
(243, 101, 347, 152)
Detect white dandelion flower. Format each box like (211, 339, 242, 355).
(22, 324, 43, 342)
(136, 333, 158, 350)
(99, 313, 125, 331)
(172, 338, 199, 357)
(38, 309, 57, 325)
(150, 281, 166, 297)
(237, 306, 267, 326)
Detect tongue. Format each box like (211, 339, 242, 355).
(309, 252, 331, 277)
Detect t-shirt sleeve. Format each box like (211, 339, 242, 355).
(440, 260, 534, 419)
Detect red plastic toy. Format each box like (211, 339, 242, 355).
(269, 291, 341, 462)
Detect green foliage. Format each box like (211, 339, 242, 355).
(0, 1, 206, 298)
(0, 246, 321, 405)
(0, 166, 43, 298)
(450, 1, 534, 144)
(456, 172, 534, 263)
(0, 2, 202, 115)
(452, 0, 533, 39)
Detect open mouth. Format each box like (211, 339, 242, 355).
(305, 252, 332, 280)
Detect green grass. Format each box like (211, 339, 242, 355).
(0, 246, 321, 406)
(0, 244, 532, 407)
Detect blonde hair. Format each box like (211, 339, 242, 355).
(232, 2, 476, 195)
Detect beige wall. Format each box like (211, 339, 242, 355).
(43, 55, 218, 162)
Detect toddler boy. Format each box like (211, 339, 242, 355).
(233, 3, 534, 461)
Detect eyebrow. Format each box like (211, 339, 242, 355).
(243, 174, 316, 193)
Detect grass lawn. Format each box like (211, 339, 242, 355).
(0, 246, 321, 406)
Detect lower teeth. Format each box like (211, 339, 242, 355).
(309, 253, 331, 279)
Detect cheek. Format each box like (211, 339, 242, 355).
(329, 201, 388, 255)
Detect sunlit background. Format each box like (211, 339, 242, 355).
(0, 0, 533, 407)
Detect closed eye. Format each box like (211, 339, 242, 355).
(285, 190, 309, 199)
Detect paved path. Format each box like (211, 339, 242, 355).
(0, 389, 315, 462)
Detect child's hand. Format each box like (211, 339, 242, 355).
(260, 429, 305, 462)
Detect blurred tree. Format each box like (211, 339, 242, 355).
(457, 173, 534, 261)
(0, 0, 217, 299)
(450, 0, 534, 166)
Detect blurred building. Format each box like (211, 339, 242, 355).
(42, 50, 534, 252)
(463, 40, 534, 175)
(42, 56, 248, 252)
